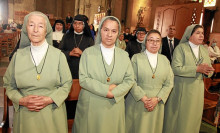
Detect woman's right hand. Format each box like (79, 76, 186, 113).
(196, 63, 215, 75)
(19, 95, 42, 111)
(106, 84, 117, 98)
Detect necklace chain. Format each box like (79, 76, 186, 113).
(145, 53, 158, 79)
(74, 33, 83, 48)
(100, 47, 115, 82)
(30, 45, 49, 76)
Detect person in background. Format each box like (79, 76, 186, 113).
(90, 24, 96, 40)
(163, 24, 214, 133)
(125, 29, 173, 133)
(72, 16, 134, 133)
(116, 33, 126, 50)
(66, 12, 73, 24)
(3, 11, 72, 133)
(124, 27, 132, 44)
(126, 27, 147, 59)
(208, 39, 220, 64)
(161, 25, 180, 63)
(52, 19, 65, 48)
(4, 25, 13, 33)
(59, 14, 94, 120)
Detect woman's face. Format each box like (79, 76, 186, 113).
(55, 23, 63, 31)
(27, 15, 47, 46)
(101, 19, 119, 48)
(189, 27, 204, 45)
(145, 33, 161, 54)
(73, 20, 84, 33)
(119, 34, 124, 41)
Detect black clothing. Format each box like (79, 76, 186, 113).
(125, 40, 142, 59)
(66, 16, 73, 24)
(59, 33, 93, 79)
(124, 33, 132, 43)
(161, 37, 180, 63)
(59, 33, 93, 119)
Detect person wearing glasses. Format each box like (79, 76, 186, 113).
(125, 27, 147, 59)
(163, 24, 215, 133)
(125, 30, 174, 133)
(59, 14, 94, 120)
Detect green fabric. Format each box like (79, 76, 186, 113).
(3, 46, 72, 133)
(179, 24, 197, 44)
(116, 39, 126, 50)
(72, 44, 134, 133)
(19, 11, 53, 48)
(125, 52, 173, 133)
(163, 42, 212, 133)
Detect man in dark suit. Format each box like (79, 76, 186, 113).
(161, 25, 180, 63)
(66, 12, 73, 24)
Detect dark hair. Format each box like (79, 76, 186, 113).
(191, 25, 203, 36)
(147, 29, 161, 37)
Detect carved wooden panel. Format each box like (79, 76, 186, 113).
(154, 3, 203, 40)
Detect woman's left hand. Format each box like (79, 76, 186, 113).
(144, 97, 158, 112)
(33, 96, 53, 112)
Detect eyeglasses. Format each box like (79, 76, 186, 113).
(73, 22, 84, 26)
(147, 39, 161, 44)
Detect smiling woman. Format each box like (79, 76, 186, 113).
(3, 11, 72, 133)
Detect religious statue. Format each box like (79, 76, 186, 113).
(137, 7, 146, 27)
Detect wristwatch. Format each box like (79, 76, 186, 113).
(157, 97, 162, 102)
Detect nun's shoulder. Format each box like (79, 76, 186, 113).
(115, 46, 129, 57)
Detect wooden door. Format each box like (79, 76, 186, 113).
(154, 3, 203, 39)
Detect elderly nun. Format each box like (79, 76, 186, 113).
(3, 11, 72, 133)
(72, 16, 134, 133)
(163, 24, 215, 133)
(125, 29, 174, 133)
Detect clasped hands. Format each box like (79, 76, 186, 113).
(141, 96, 158, 112)
(19, 95, 53, 112)
(196, 63, 215, 75)
(106, 84, 117, 98)
(69, 47, 82, 57)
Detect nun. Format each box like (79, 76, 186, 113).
(72, 16, 134, 133)
(3, 11, 72, 133)
(125, 29, 174, 133)
(163, 24, 215, 133)
(52, 19, 65, 48)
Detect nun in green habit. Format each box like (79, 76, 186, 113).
(3, 11, 72, 133)
(163, 24, 215, 133)
(125, 30, 174, 133)
(72, 16, 134, 133)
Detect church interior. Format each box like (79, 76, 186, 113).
(0, 0, 220, 133)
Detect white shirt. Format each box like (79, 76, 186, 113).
(100, 43, 115, 65)
(145, 49, 158, 68)
(189, 41, 199, 59)
(30, 40, 49, 66)
(167, 36, 174, 48)
(53, 30, 64, 41)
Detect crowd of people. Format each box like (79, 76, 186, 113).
(3, 11, 218, 133)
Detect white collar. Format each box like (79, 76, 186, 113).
(189, 41, 199, 48)
(100, 43, 115, 65)
(136, 39, 143, 43)
(145, 49, 158, 68)
(74, 31, 84, 35)
(167, 36, 174, 41)
(30, 40, 49, 66)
